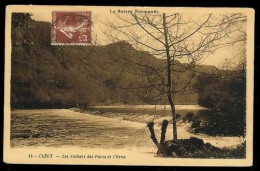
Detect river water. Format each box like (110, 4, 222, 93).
(11, 107, 243, 154)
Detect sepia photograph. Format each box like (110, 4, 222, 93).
(4, 5, 254, 166)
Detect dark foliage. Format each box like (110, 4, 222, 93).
(194, 66, 246, 136)
(189, 111, 245, 136)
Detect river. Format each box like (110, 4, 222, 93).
(11, 107, 243, 154)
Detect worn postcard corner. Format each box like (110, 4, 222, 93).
(4, 5, 254, 166)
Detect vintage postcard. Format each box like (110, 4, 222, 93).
(4, 5, 254, 166)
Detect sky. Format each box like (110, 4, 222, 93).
(30, 8, 246, 68)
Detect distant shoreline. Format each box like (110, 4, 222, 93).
(91, 104, 208, 111)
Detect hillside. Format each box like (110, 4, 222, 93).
(10, 13, 219, 108)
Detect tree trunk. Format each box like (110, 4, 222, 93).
(160, 119, 169, 143)
(168, 94, 177, 139)
(163, 13, 178, 140)
(147, 122, 158, 146)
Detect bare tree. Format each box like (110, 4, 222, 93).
(100, 12, 246, 140)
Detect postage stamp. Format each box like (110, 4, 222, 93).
(51, 11, 92, 45)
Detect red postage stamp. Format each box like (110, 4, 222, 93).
(51, 11, 92, 45)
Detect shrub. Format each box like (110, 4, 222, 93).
(183, 112, 195, 122)
(176, 113, 181, 120)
